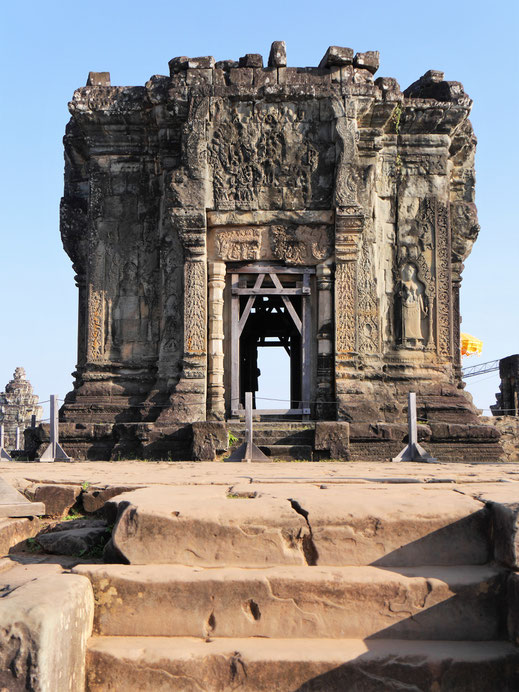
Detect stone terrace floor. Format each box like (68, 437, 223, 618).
(2, 460, 519, 497)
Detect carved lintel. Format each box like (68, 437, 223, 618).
(214, 228, 261, 261)
(210, 224, 333, 266)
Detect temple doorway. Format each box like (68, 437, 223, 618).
(229, 264, 313, 418)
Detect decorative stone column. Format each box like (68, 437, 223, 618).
(86, 285, 105, 362)
(334, 207, 364, 419)
(334, 208, 364, 358)
(85, 244, 107, 364)
(157, 210, 208, 423)
(316, 263, 334, 419)
(207, 261, 226, 420)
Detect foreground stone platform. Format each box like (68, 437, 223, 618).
(86, 637, 519, 692)
(3, 459, 519, 488)
(102, 484, 490, 566)
(1, 460, 518, 690)
(75, 563, 505, 640)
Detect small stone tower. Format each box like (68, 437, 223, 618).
(0, 368, 42, 449)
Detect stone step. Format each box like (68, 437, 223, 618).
(258, 444, 313, 460)
(86, 637, 519, 691)
(104, 484, 490, 566)
(228, 424, 315, 446)
(74, 564, 506, 641)
(228, 422, 315, 431)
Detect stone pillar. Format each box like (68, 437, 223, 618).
(334, 207, 364, 420)
(157, 210, 208, 423)
(207, 261, 226, 420)
(316, 263, 334, 419)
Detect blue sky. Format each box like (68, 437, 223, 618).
(1, 0, 517, 417)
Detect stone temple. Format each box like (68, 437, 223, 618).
(57, 42, 502, 461)
(0, 368, 42, 450)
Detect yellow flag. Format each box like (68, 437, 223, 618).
(460, 333, 483, 357)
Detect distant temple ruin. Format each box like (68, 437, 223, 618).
(0, 368, 42, 450)
(492, 355, 519, 417)
(57, 43, 502, 460)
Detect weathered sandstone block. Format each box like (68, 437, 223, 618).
(0, 564, 93, 691)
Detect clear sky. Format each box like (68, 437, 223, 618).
(1, 0, 517, 419)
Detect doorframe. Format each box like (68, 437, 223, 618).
(229, 263, 315, 418)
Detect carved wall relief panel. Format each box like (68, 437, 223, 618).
(210, 224, 333, 266)
(397, 263, 429, 348)
(394, 196, 454, 356)
(208, 102, 332, 210)
(214, 228, 261, 261)
(334, 208, 364, 359)
(434, 200, 453, 358)
(335, 261, 357, 353)
(356, 239, 380, 354)
(270, 225, 332, 264)
(184, 260, 206, 356)
(87, 288, 105, 361)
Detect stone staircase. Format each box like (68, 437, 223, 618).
(74, 484, 519, 691)
(227, 421, 315, 460)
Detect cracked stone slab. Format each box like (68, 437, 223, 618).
(74, 563, 506, 641)
(458, 485, 519, 569)
(0, 516, 41, 555)
(36, 523, 109, 556)
(86, 636, 519, 692)
(23, 483, 80, 518)
(275, 485, 490, 566)
(104, 484, 490, 566)
(105, 485, 309, 566)
(0, 476, 45, 517)
(0, 563, 94, 691)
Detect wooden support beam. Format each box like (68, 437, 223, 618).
(238, 274, 264, 335)
(232, 264, 316, 275)
(232, 287, 307, 296)
(301, 272, 312, 419)
(270, 273, 302, 334)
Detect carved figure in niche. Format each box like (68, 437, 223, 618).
(399, 263, 428, 347)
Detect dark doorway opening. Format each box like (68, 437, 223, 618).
(239, 293, 302, 409)
(229, 265, 313, 418)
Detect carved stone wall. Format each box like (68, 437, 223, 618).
(58, 46, 496, 460)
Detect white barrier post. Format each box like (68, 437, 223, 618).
(39, 395, 73, 462)
(225, 392, 270, 463)
(392, 392, 437, 463)
(245, 392, 253, 462)
(0, 424, 13, 461)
